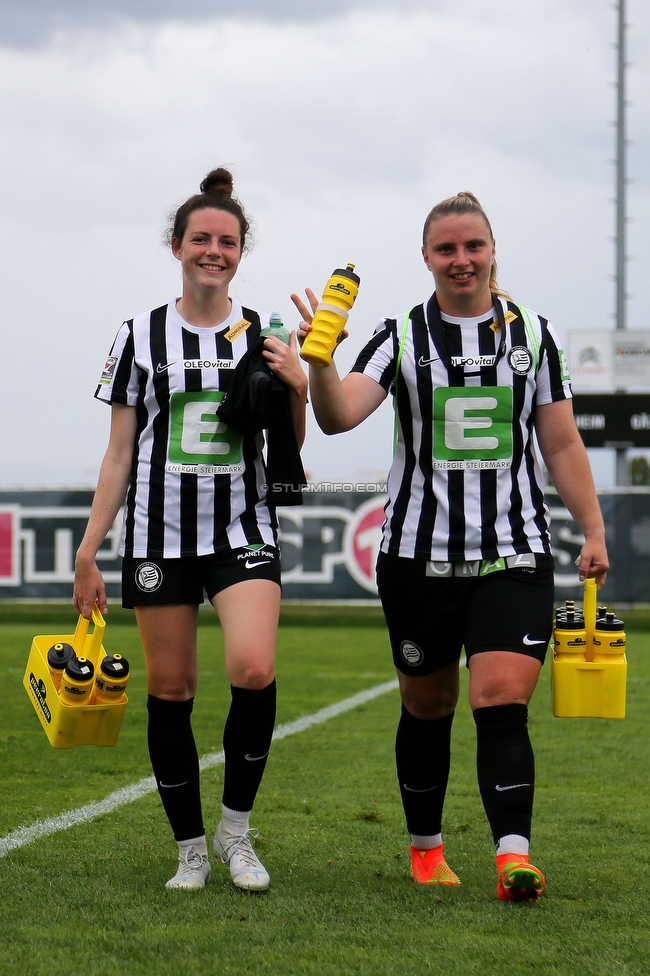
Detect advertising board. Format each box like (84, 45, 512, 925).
(1, 489, 649, 604)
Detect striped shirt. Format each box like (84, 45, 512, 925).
(351, 294, 572, 561)
(95, 299, 278, 559)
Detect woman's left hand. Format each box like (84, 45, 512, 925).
(262, 330, 308, 399)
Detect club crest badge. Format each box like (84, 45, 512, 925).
(400, 640, 424, 667)
(135, 562, 163, 592)
(507, 346, 534, 376)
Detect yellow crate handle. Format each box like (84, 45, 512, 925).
(583, 578, 597, 662)
(72, 605, 106, 657)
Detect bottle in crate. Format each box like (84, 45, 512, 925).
(553, 605, 588, 661)
(93, 654, 130, 703)
(552, 580, 627, 719)
(59, 656, 95, 705)
(590, 611, 627, 718)
(46, 642, 76, 690)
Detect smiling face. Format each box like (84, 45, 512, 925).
(422, 212, 496, 317)
(172, 207, 242, 298)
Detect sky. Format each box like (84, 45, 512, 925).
(0, 0, 648, 489)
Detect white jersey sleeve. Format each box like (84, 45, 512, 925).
(534, 317, 572, 405)
(350, 317, 399, 391)
(94, 321, 139, 407)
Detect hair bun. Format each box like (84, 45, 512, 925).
(200, 167, 234, 198)
(456, 190, 481, 206)
(168, 166, 251, 251)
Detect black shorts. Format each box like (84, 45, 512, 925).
(376, 551, 555, 677)
(121, 546, 282, 609)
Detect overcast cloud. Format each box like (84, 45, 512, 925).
(0, 1, 648, 487)
(0, 0, 434, 47)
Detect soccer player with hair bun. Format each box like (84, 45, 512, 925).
(293, 191, 608, 901)
(74, 166, 308, 892)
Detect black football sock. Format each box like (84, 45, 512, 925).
(147, 694, 204, 843)
(222, 680, 277, 813)
(474, 703, 535, 846)
(395, 705, 454, 840)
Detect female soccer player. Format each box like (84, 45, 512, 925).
(74, 167, 307, 891)
(292, 191, 608, 901)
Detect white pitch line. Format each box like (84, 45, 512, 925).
(0, 679, 398, 858)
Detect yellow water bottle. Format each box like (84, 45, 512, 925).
(300, 264, 360, 367)
(552, 605, 588, 717)
(93, 654, 130, 704)
(591, 610, 627, 718)
(59, 656, 95, 705)
(46, 641, 76, 690)
(592, 611, 626, 660)
(553, 606, 588, 662)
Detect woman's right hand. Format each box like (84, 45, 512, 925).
(73, 555, 108, 619)
(290, 288, 317, 346)
(290, 288, 349, 347)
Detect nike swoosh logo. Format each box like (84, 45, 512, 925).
(418, 355, 440, 367)
(245, 559, 271, 569)
(495, 783, 531, 792)
(156, 361, 178, 373)
(159, 780, 190, 789)
(402, 784, 438, 793)
(523, 635, 546, 645)
(245, 752, 269, 762)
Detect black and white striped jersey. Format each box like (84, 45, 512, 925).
(350, 294, 572, 562)
(95, 299, 279, 559)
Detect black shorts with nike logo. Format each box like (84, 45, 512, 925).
(121, 547, 281, 608)
(376, 551, 555, 677)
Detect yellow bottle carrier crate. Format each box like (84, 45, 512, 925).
(552, 579, 627, 720)
(23, 607, 129, 748)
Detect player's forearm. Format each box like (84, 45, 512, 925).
(289, 383, 308, 449)
(76, 455, 131, 564)
(545, 440, 605, 539)
(308, 362, 355, 433)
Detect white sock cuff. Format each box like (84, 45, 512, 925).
(410, 833, 443, 850)
(222, 804, 251, 827)
(496, 834, 529, 856)
(178, 834, 207, 852)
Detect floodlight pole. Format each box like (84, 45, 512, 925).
(614, 0, 629, 486)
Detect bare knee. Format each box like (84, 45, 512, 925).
(399, 667, 460, 721)
(470, 687, 530, 709)
(148, 678, 197, 700)
(401, 691, 458, 721)
(230, 662, 275, 691)
(468, 651, 541, 711)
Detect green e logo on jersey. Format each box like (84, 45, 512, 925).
(169, 392, 242, 466)
(559, 349, 570, 383)
(433, 387, 513, 468)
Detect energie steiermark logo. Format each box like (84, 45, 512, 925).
(433, 386, 513, 469)
(168, 391, 242, 471)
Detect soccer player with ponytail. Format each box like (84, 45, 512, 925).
(293, 192, 608, 901)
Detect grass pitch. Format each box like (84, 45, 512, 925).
(0, 607, 649, 975)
